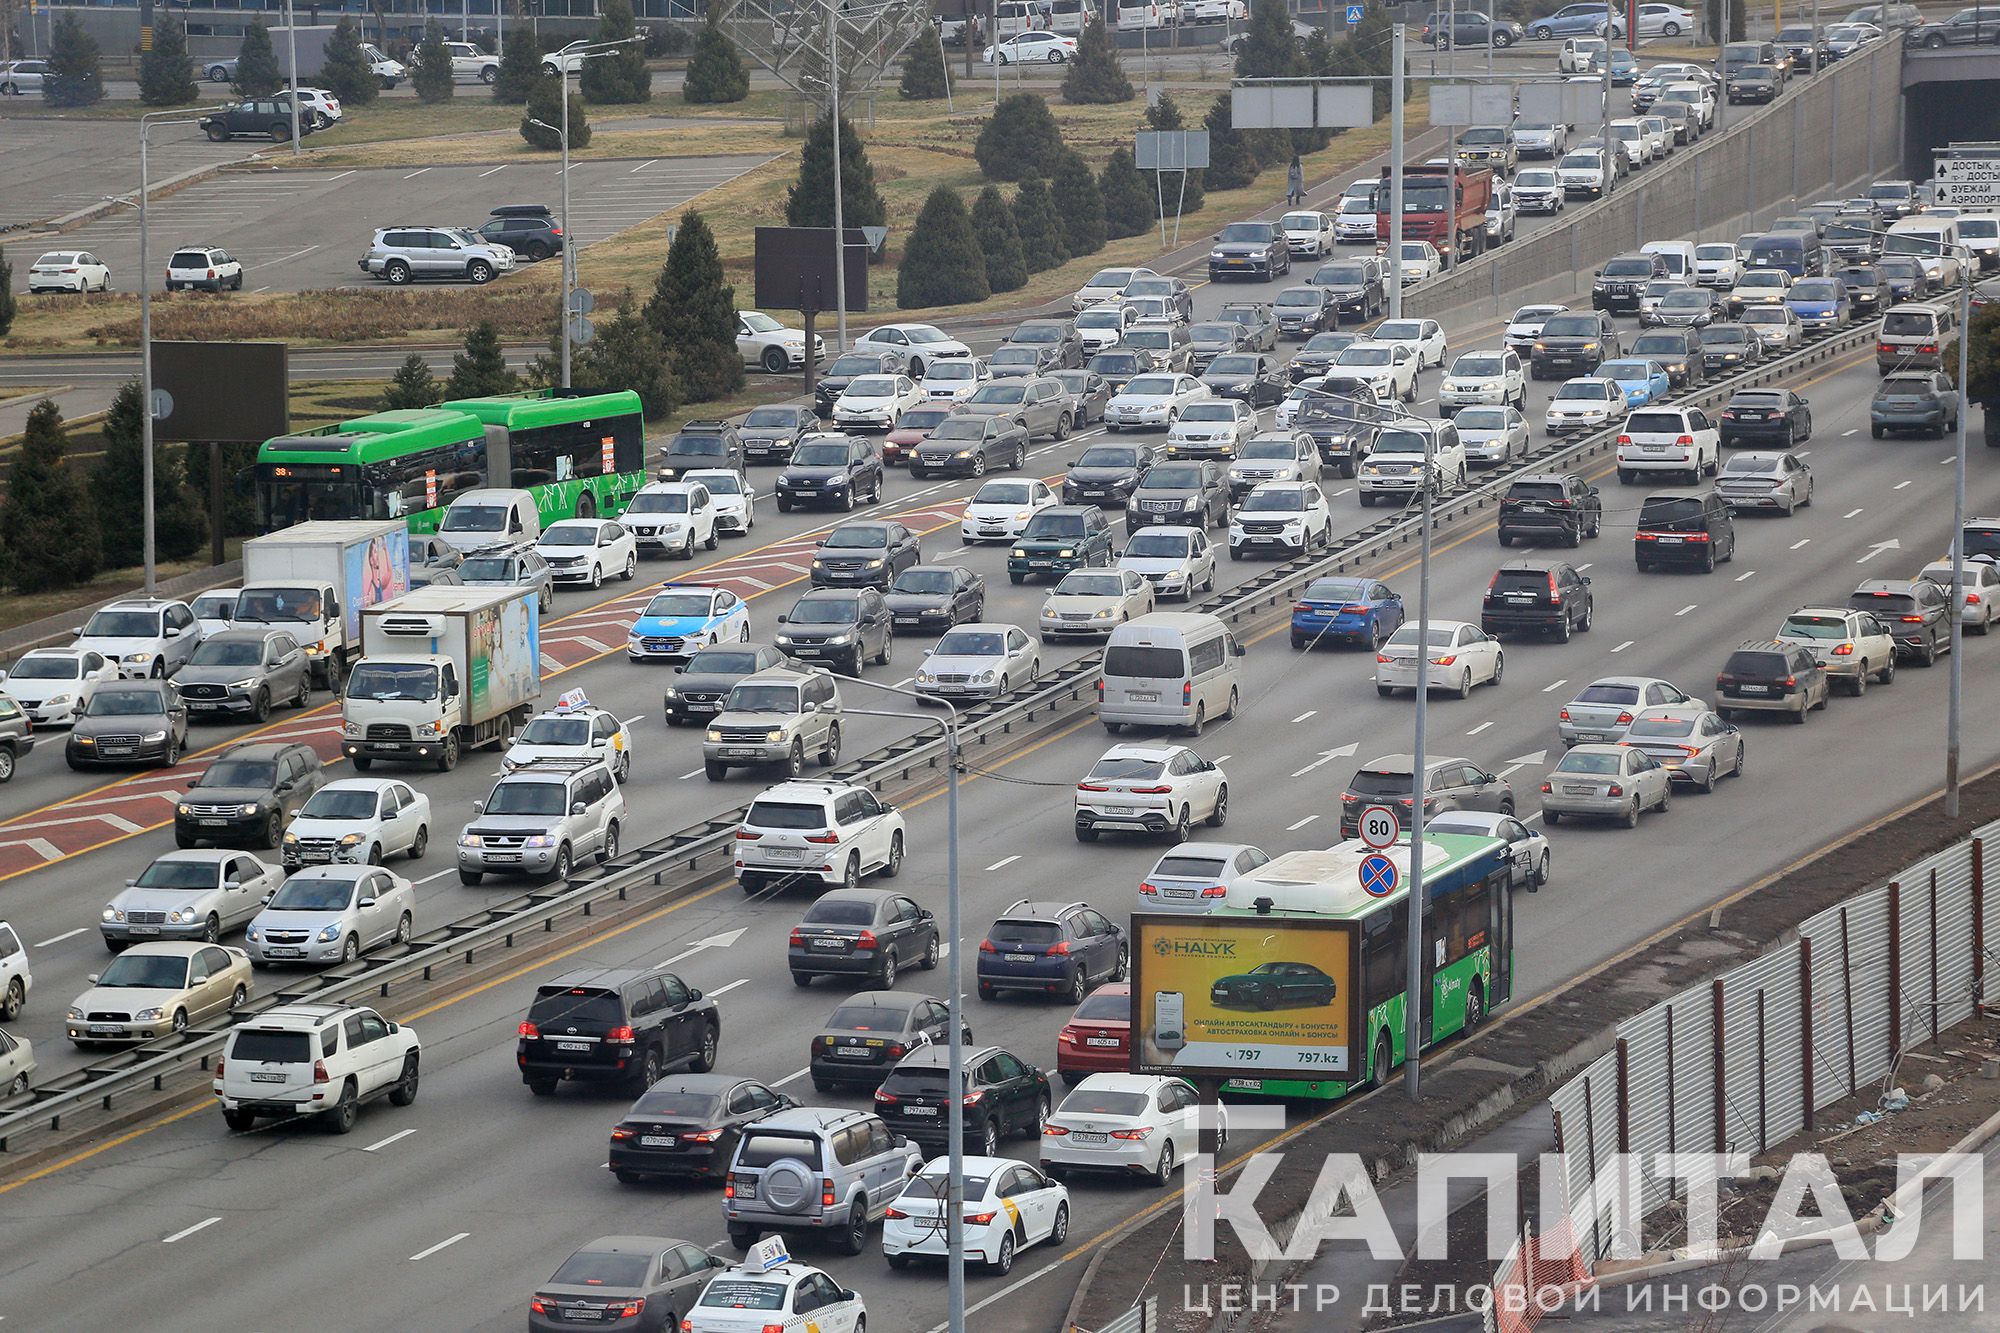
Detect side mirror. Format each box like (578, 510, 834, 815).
(1581, 576, 1592, 585)
(688, 988, 704, 1002)
(672, 665, 684, 675)
(571, 801, 587, 815)
(262, 893, 274, 904)
(388, 1020, 400, 1033)
(166, 626, 183, 638)
(776, 613, 788, 624)
(88, 973, 101, 984)
(125, 878, 138, 887)
(223, 880, 241, 892)
(358, 897, 377, 909)
(920, 908, 935, 920)
(472, 800, 485, 813)
(1233, 642, 1247, 657)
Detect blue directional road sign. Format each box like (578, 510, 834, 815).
(1345, 4, 1365, 23)
(1358, 853, 1398, 898)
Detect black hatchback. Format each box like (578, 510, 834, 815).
(874, 1044, 1051, 1155)
(516, 965, 721, 1096)
(789, 886, 941, 986)
(608, 1073, 794, 1183)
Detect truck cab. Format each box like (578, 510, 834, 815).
(236, 520, 411, 691)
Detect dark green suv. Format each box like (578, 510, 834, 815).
(1007, 506, 1114, 584)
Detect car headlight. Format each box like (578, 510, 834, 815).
(315, 924, 342, 943)
(124, 652, 153, 663)
(66, 1006, 83, 1021)
(1040, 606, 1060, 620)
(167, 907, 195, 924)
(337, 833, 364, 848)
(459, 832, 483, 847)
(103, 907, 122, 922)
(973, 669, 997, 684)
(283, 832, 299, 846)
(811, 558, 824, 568)
(765, 729, 785, 743)
(865, 559, 884, 569)
(824, 631, 855, 645)
(1057, 549, 1075, 559)
(1210, 251, 1227, 260)
(705, 729, 724, 743)
(775, 633, 793, 645)
(916, 670, 935, 685)
(523, 835, 556, 849)
(44, 694, 71, 707)
(135, 1007, 165, 1022)
(1012, 548, 1027, 559)
(1582, 342, 1599, 351)
(663, 686, 681, 700)
(238, 803, 259, 816)
(1093, 608, 1116, 620)
(178, 804, 192, 816)
(144, 731, 167, 743)
(229, 678, 259, 690)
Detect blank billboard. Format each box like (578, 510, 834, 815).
(151, 341, 290, 444)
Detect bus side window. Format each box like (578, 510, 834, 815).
(1362, 908, 1405, 1007)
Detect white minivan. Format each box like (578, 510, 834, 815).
(1884, 217, 1963, 287)
(1117, 0, 1170, 26)
(1640, 240, 1698, 283)
(1099, 612, 1245, 736)
(434, 487, 541, 553)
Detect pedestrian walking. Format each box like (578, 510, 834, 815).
(1287, 154, 1305, 208)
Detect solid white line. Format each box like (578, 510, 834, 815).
(1467, 720, 1493, 735)
(1212, 755, 1231, 764)
(1895, 480, 1912, 490)
(1332, 487, 1353, 497)
(251, 243, 320, 270)
(624, 714, 647, 726)
(34, 927, 86, 947)
(324, 170, 355, 182)
(1843, 508, 1863, 519)
(986, 855, 1021, 871)
(893, 677, 914, 688)
(408, 1232, 469, 1262)
(1611, 640, 1634, 653)
(402, 167, 431, 180)
(1291, 710, 1317, 723)
(630, 159, 658, 173)
(678, 768, 705, 780)
(478, 164, 508, 178)
(412, 867, 461, 885)
(1841, 428, 1857, 436)
(1735, 569, 1755, 582)
(1575, 562, 1591, 572)
(364, 1128, 417, 1152)
(1675, 604, 1698, 616)
(771, 1067, 811, 1087)
(1540, 678, 1567, 694)
(927, 1256, 1072, 1330)
(573, 636, 611, 654)
(1791, 538, 1811, 550)
(1942, 455, 1955, 464)
(706, 978, 751, 998)
(162, 1217, 221, 1244)
(1287, 814, 1319, 831)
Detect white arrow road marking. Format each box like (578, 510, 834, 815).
(162, 1218, 221, 1244)
(1895, 480, 1912, 490)
(661, 928, 748, 967)
(572, 636, 611, 654)
(1290, 742, 1359, 779)
(1735, 569, 1755, 582)
(408, 1233, 468, 1262)
(1497, 750, 1548, 780)
(1291, 710, 1317, 723)
(1857, 539, 1901, 564)
(0, 838, 64, 861)
(1675, 604, 1698, 616)
(1843, 507, 1864, 519)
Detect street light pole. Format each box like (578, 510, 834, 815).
(827, 4, 848, 355)
(283, 0, 302, 156)
(1948, 261, 1969, 817)
(1388, 23, 1405, 321)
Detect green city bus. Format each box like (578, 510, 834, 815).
(253, 389, 648, 535)
(1192, 832, 1504, 1096)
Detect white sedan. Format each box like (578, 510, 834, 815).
(852, 323, 974, 375)
(920, 358, 988, 403)
(1073, 265, 1158, 312)
(1371, 318, 1449, 370)
(1396, 240, 1443, 285)
(281, 777, 434, 869)
(986, 31, 1078, 63)
(1374, 620, 1504, 699)
(1042, 1073, 1223, 1183)
(832, 373, 925, 431)
(885, 1157, 1070, 1274)
(962, 478, 1058, 542)
(1106, 373, 1210, 431)
(1074, 742, 1226, 843)
(533, 518, 637, 586)
(1427, 810, 1550, 891)
(27, 250, 111, 294)
(1332, 342, 1419, 402)
(681, 468, 756, 537)
(1454, 405, 1531, 466)
(1503, 303, 1568, 353)
(1165, 400, 1258, 458)
(1544, 377, 1626, 435)
(0, 647, 121, 727)
(736, 309, 823, 373)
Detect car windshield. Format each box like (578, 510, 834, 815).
(1575, 683, 1642, 705)
(933, 630, 1005, 657)
(684, 649, 760, 676)
(1274, 289, 1323, 309)
(844, 377, 900, 398)
(441, 505, 507, 533)
(629, 1089, 722, 1120)
(84, 690, 165, 717)
(1124, 329, 1173, 349)
(971, 481, 1036, 508)
(1077, 446, 1144, 469)
(267, 876, 358, 911)
(896, 409, 951, 432)
(1541, 315, 1601, 337)
(96, 954, 191, 988)
(630, 490, 694, 515)
(1124, 376, 1179, 397)
(1555, 380, 1613, 400)
(1696, 244, 1737, 261)
(669, 435, 727, 457)
(1125, 531, 1191, 557)
(802, 897, 877, 927)
(1239, 438, 1297, 459)
(929, 419, 990, 442)
(1054, 572, 1125, 597)
(456, 556, 520, 581)
(969, 384, 1027, 405)
(552, 1251, 652, 1289)
(1781, 613, 1851, 639)
(1316, 265, 1369, 286)
(1091, 354, 1144, 374)
(643, 593, 715, 618)
(1303, 578, 1369, 603)
(724, 684, 801, 712)
(1604, 258, 1654, 277)
(1088, 268, 1137, 289)
(925, 361, 977, 382)
(1024, 513, 1086, 538)
(1180, 404, 1235, 423)
(743, 407, 797, 428)
(195, 759, 275, 789)
(1516, 171, 1558, 188)
(1088, 756, 1165, 781)
(517, 715, 592, 747)
(1739, 271, 1789, 288)
(745, 800, 831, 832)
(787, 597, 861, 624)
(134, 858, 220, 890)
(1210, 357, 1264, 381)
(1241, 489, 1306, 512)
(1722, 455, 1783, 475)
(1559, 153, 1603, 171)
(540, 525, 600, 547)
(1059, 1088, 1149, 1117)
(1218, 223, 1273, 243)
(823, 527, 887, 550)
(790, 442, 854, 466)
(1456, 408, 1510, 429)
(1073, 989, 1129, 1021)
(1879, 377, 1936, 396)
(1702, 326, 1752, 346)
(1337, 198, 1373, 215)
(828, 356, 883, 377)
(1142, 463, 1206, 489)
(1125, 279, 1174, 297)
(1877, 259, 1923, 281)
(1556, 751, 1623, 775)
(484, 780, 567, 816)
(299, 787, 381, 821)
(1012, 325, 1063, 345)
(10, 655, 81, 679)
(1078, 309, 1126, 329)
(1451, 355, 1506, 376)
(827, 1002, 916, 1032)
(1600, 361, 1655, 379)
(1663, 290, 1711, 309)
(991, 348, 1040, 366)
(892, 569, 957, 596)
(1337, 346, 1392, 367)
(1742, 308, 1791, 325)
(82, 610, 163, 638)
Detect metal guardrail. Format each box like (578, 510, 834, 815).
(0, 309, 1900, 1155)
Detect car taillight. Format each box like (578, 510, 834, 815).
(606, 1025, 636, 1044)
(980, 939, 998, 953)
(313, 1059, 330, 1084)
(1043, 1124, 1071, 1136)
(1678, 745, 1700, 757)
(1110, 1127, 1155, 1140)
(1293, 602, 1313, 613)
(724, 1175, 737, 1197)
(966, 1210, 998, 1225)
(1547, 572, 1561, 601)
(1182, 681, 1192, 705)
(805, 831, 840, 843)
(611, 1126, 633, 1140)
(1616, 711, 1633, 724)
(1684, 531, 1711, 542)
(1607, 784, 1624, 797)
(1558, 708, 1572, 721)
(1200, 885, 1228, 898)
(1047, 941, 1072, 956)
(1635, 531, 1657, 541)
(683, 1129, 719, 1143)
(1342, 603, 1370, 614)
(1831, 642, 1855, 655)
(1920, 343, 1938, 354)
(517, 1020, 539, 1038)
(1376, 652, 1393, 663)
(550, 226, 563, 236)
(875, 1089, 900, 1104)
(885, 1041, 906, 1058)
(1902, 615, 1924, 623)
(1430, 654, 1457, 666)
(1077, 782, 1110, 792)
(885, 1205, 910, 1219)
(1783, 676, 1797, 687)
(610, 1299, 644, 1319)
(1131, 785, 1172, 794)
(1676, 434, 1693, 445)
(1970, 593, 1984, 606)
(1540, 782, 1553, 794)
(1138, 882, 1158, 896)
(856, 930, 878, 950)
(1878, 343, 1893, 354)
(1096, 677, 1104, 700)
(532, 1299, 548, 1315)
(214, 1056, 226, 1078)
(788, 928, 804, 946)
(735, 829, 760, 839)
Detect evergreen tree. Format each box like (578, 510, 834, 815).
(1061, 17, 1132, 104)
(683, 5, 749, 103)
(0, 250, 17, 338)
(1233, 0, 1300, 80)
(1098, 147, 1153, 240)
(1144, 92, 1203, 212)
(412, 19, 454, 103)
(1051, 150, 1106, 258)
(974, 92, 1064, 182)
(570, 300, 682, 420)
(971, 186, 1027, 293)
(95, 381, 206, 568)
(233, 19, 282, 98)
(580, 0, 651, 104)
(446, 321, 519, 400)
(521, 74, 591, 150)
(897, 24, 948, 100)
(1201, 94, 1259, 191)
(897, 187, 988, 309)
(642, 210, 743, 403)
(138, 18, 198, 106)
(0, 401, 100, 594)
(43, 13, 103, 108)
(1704, 0, 1747, 40)
(383, 354, 444, 410)
(322, 18, 379, 107)
(785, 114, 888, 231)
(492, 24, 542, 103)
(1010, 178, 1068, 274)
(183, 441, 258, 541)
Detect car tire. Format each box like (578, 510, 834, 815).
(327, 1079, 360, 1134)
(1620, 800, 1640, 829)
(1, 977, 23, 1023)
(223, 1107, 257, 1131)
(837, 1203, 870, 1256)
(598, 820, 619, 866)
(1151, 1140, 1177, 1187)
(881, 831, 905, 879)
(1207, 784, 1228, 827)
(526, 1076, 558, 1097)
(1076, 825, 1099, 842)
(458, 868, 483, 886)
(467, 260, 494, 285)
(728, 1226, 760, 1253)
(388, 1053, 421, 1106)
(384, 260, 411, 285)
(842, 853, 861, 893)
(1544, 809, 1562, 825)
(262, 811, 283, 848)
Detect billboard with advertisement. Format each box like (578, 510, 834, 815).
(1130, 914, 1361, 1081)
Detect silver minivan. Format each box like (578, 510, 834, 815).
(1099, 612, 1245, 736)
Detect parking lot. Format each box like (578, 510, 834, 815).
(0, 117, 250, 233)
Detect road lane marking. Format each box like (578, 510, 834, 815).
(1467, 721, 1493, 734)
(986, 855, 1020, 871)
(1611, 640, 1633, 653)
(1287, 814, 1318, 830)
(1575, 563, 1591, 572)
(1843, 507, 1863, 519)
(1675, 604, 1698, 616)
(1895, 480, 1912, 490)
(1842, 428, 1857, 436)
(1791, 538, 1811, 549)
(1735, 569, 1755, 582)
(772, 1067, 811, 1087)
(364, 1128, 417, 1152)
(402, 167, 431, 180)
(479, 164, 508, 177)
(1291, 710, 1317, 723)
(249, 244, 320, 270)
(162, 1217, 221, 1243)
(325, 170, 354, 182)
(34, 928, 85, 947)
(630, 159, 657, 173)
(678, 768, 704, 780)
(408, 1232, 469, 1261)
(706, 978, 750, 998)
(1540, 678, 1567, 693)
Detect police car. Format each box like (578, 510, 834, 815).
(502, 689, 632, 783)
(683, 1237, 865, 1333)
(626, 584, 752, 661)
(882, 1155, 1071, 1275)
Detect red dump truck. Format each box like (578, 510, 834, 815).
(1376, 163, 1495, 266)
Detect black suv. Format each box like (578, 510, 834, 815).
(658, 419, 745, 480)
(516, 964, 720, 1096)
(474, 205, 563, 261)
(1498, 473, 1601, 547)
(1634, 491, 1737, 572)
(1481, 560, 1593, 640)
(813, 352, 896, 415)
(1209, 221, 1292, 281)
(1293, 393, 1381, 478)
(1849, 578, 1952, 665)
(808, 990, 964, 1090)
(1716, 640, 1829, 723)
(1531, 311, 1619, 378)
(1629, 328, 1704, 389)
(199, 97, 318, 142)
(174, 741, 326, 850)
(777, 434, 885, 512)
(1592, 253, 1669, 314)
(874, 1045, 1051, 1156)
(1063, 442, 1160, 507)
(810, 520, 921, 589)
(975, 899, 1128, 1004)
(1008, 506, 1116, 583)
(776, 588, 894, 674)
(1126, 460, 1230, 535)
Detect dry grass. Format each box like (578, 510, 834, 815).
(293, 118, 790, 170)
(5, 286, 560, 351)
(0, 542, 249, 636)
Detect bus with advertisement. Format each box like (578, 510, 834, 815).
(1129, 832, 1514, 1101)
(252, 389, 647, 535)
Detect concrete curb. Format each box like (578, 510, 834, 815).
(31, 156, 256, 236)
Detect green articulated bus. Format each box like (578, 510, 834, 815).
(253, 389, 647, 535)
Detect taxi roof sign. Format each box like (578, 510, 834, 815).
(554, 687, 592, 713)
(748, 1236, 791, 1272)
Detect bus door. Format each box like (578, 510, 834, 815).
(1486, 870, 1514, 1008)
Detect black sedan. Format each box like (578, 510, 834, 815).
(809, 989, 967, 1092)
(886, 564, 986, 632)
(607, 1075, 795, 1184)
(791, 886, 942, 986)
(66, 681, 189, 770)
(911, 414, 1028, 478)
(662, 642, 787, 725)
(1718, 389, 1813, 446)
(809, 520, 922, 588)
(1200, 353, 1290, 406)
(1049, 369, 1112, 424)
(529, 1235, 729, 1333)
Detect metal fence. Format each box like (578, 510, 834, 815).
(1080, 1296, 1160, 1333)
(1544, 826, 1993, 1270)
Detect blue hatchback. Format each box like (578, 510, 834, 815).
(1595, 358, 1671, 407)
(1784, 278, 1852, 331)
(1291, 575, 1406, 650)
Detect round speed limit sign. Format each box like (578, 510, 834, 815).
(1357, 804, 1400, 850)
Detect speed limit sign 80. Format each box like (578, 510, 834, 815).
(1357, 804, 1400, 850)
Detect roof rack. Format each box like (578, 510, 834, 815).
(506, 756, 609, 776)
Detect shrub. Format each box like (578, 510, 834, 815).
(974, 92, 1064, 182)
(1099, 147, 1154, 240)
(898, 188, 989, 308)
(492, 24, 542, 103)
(445, 320, 520, 399)
(1061, 18, 1132, 104)
(233, 20, 282, 98)
(1051, 150, 1107, 257)
(1201, 94, 1259, 191)
(683, 6, 749, 103)
(0, 401, 101, 593)
(643, 210, 744, 402)
(1010, 177, 1068, 274)
(786, 113, 888, 233)
(412, 20, 455, 103)
(96, 381, 207, 567)
(580, 0, 652, 104)
(898, 24, 949, 100)
(522, 74, 590, 150)
(971, 186, 1028, 293)
(383, 354, 444, 410)
(43, 14, 103, 108)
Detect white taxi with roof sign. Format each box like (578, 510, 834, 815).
(502, 690, 632, 783)
(683, 1237, 865, 1333)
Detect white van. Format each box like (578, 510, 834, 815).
(1100, 612, 1245, 736)
(1876, 302, 1955, 372)
(435, 488, 541, 553)
(1117, 0, 1169, 28)
(1047, 0, 1087, 33)
(1639, 240, 1698, 283)
(995, 0, 1048, 37)
(1884, 217, 1963, 287)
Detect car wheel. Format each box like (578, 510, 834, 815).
(389, 1053, 421, 1106)
(882, 831, 904, 879)
(222, 1107, 257, 1130)
(922, 933, 940, 970)
(597, 820, 619, 866)
(203, 914, 222, 945)
(384, 259, 411, 285)
(1151, 1140, 1178, 1186)
(1620, 800, 1640, 829)
(630, 1046, 662, 1095)
(692, 1024, 719, 1073)
(263, 811, 283, 848)
(792, 971, 814, 987)
(326, 1080, 360, 1134)
(1207, 784, 1228, 827)
(837, 1203, 870, 1256)
(842, 853, 861, 892)
(467, 260, 494, 285)
(820, 723, 841, 766)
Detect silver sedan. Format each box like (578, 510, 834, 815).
(1426, 810, 1551, 891)
(914, 623, 1040, 700)
(1617, 706, 1746, 793)
(1539, 744, 1671, 827)
(1716, 450, 1813, 516)
(1453, 406, 1531, 466)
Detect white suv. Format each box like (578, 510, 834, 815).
(1437, 348, 1526, 412)
(682, 469, 756, 536)
(734, 781, 908, 893)
(359, 226, 515, 286)
(0, 920, 29, 1021)
(619, 481, 720, 558)
(282, 778, 433, 870)
(74, 597, 203, 678)
(442, 40, 500, 83)
(1616, 405, 1719, 485)
(1776, 607, 1898, 694)
(1074, 743, 1228, 843)
(213, 1001, 420, 1133)
(166, 246, 244, 293)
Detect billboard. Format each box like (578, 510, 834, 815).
(753, 226, 873, 314)
(1130, 914, 1361, 1081)
(151, 341, 290, 444)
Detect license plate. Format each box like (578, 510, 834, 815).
(188, 701, 221, 711)
(895, 616, 920, 625)
(1656, 536, 1683, 544)
(1007, 952, 1035, 963)
(101, 746, 134, 757)
(734, 1179, 757, 1198)
(1642, 444, 1670, 453)
(726, 748, 761, 758)
(765, 848, 804, 862)
(1070, 1131, 1107, 1144)
(813, 938, 847, 950)
(1577, 731, 1608, 742)
(564, 1311, 604, 1323)
(199, 818, 228, 827)
(639, 1135, 676, 1148)
(1564, 785, 1595, 795)
(835, 1047, 872, 1059)
(1738, 684, 1770, 694)
(250, 1071, 287, 1083)
(1251, 537, 1277, 544)
(266, 947, 302, 958)
(129, 924, 160, 935)
(794, 647, 822, 656)
(556, 1040, 591, 1052)
(1165, 888, 1194, 898)
(1086, 1037, 1120, 1047)
(1128, 691, 1158, 702)
(904, 1105, 938, 1116)
(88, 1025, 120, 1036)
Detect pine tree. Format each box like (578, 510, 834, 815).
(233, 19, 282, 98)
(974, 92, 1065, 182)
(493, 24, 541, 103)
(683, 5, 748, 103)
(580, 0, 651, 104)
(1010, 178, 1068, 274)
(898, 25, 948, 100)
(1061, 17, 1132, 104)
(570, 300, 682, 420)
(0, 401, 101, 594)
(95, 381, 206, 568)
(1229, 0, 1297, 166)
(412, 20, 454, 103)
(1098, 147, 1153, 240)
(1705, 0, 1746, 40)
(897, 187, 988, 309)
(322, 18, 379, 107)
(183, 441, 258, 541)
(383, 354, 443, 410)
(0, 250, 17, 337)
(1144, 92, 1203, 212)
(1051, 150, 1106, 258)
(138, 18, 198, 106)
(785, 114, 888, 231)
(446, 321, 520, 400)
(43, 13, 103, 108)
(522, 75, 591, 150)
(642, 210, 743, 403)
(971, 186, 1027, 293)
(1201, 94, 1259, 191)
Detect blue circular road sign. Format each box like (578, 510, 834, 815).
(1359, 853, 1399, 898)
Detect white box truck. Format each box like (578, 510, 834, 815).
(235, 520, 412, 691)
(341, 585, 541, 772)
(269, 25, 407, 88)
